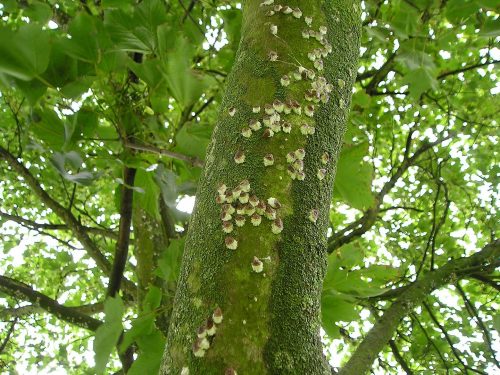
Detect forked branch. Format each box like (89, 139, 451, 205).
(338, 240, 499, 375)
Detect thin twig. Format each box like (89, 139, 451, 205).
(123, 141, 204, 168)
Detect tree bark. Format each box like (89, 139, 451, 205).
(160, 1, 361, 374)
(133, 199, 177, 334)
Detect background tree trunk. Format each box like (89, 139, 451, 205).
(160, 1, 361, 374)
(133, 201, 175, 333)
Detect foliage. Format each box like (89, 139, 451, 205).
(0, 0, 498, 374)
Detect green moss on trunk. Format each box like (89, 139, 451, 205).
(133, 205, 173, 334)
(160, 1, 360, 374)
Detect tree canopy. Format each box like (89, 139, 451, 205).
(0, 0, 498, 374)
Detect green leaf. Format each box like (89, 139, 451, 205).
(118, 286, 164, 353)
(321, 292, 358, 326)
(492, 314, 500, 333)
(173, 122, 213, 160)
(390, 0, 420, 39)
(330, 242, 365, 270)
(156, 238, 185, 282)
(127, 331, 166, 375)
(325, 250, 400, 298)
(50, 152, 96, 186)
(43, 44, 79, 88)
(75, 108, 99, 137)
(102, 0, 134, 10)
(133, 168, 161, 218)
(333, 143, 375, 210)
(479, 18, 500, 37)
(155, 165, 179, 207)
(0, 24, 51, 80)
(143, 286, 162, 313)
(351, 90, 371, 109)
(61, 76, 95, 99)
(93, 296, 124, 374)
(63, 151, 83, 169)
(119, 315, 155, 353)
(365, 26, 390, 42)
(476, 0, 500, 10)
(1, 235, 21, 253)
(445, 0, 480, 22)
(104, 0, 167, 55)
(98, 50, 128, 73)
(61, 13, 109, 63)
(104, 295, 125, 324)
(221, 8, 242, 48)
(24, 1, 52, 24)
(150, 85, 170, 113)
(161, 35, 215, 108)
(136, 0, 168, 31)
(105, 10, 154, 53)
(396, 46, 436, 71)
(30, 108, 65, 150)
(157, 23, 174, 61)
(1, 0, 17, 12)
(128, 58, 163, 88)
(321, 317, 340, 339)
(403, 67, 438, 98)
(358, 265, 402, 284)
(14, 78, 47, 105)
(174, 159, 202, 187)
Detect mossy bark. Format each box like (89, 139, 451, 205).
(160, 1, 361, 374)
(134, 207, 167, 307)
(133, 200, 176, 333)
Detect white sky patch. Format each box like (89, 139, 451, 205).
(203, 17, 229, 51)
(439, 50, 451, 59)
(176, 195, 196, 213)
(48, 20, 58, 29)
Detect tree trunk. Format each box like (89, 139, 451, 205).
(160, 1, 361, 374)
(133, 202, 175, 333)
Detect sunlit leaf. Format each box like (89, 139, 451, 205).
(0, 24, 51, 80)
(155, 238, 185, 282)
(333, 143, 375, 210)
(94, 296, 124, 374)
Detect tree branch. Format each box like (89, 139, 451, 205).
(388, 339, 414, 375)
(0, 145, 136, 296)
(421, 301, 473, 373)
(181, 0, 198, 23)
(0, 210, 118, 240)
(0, 317, 17, 354)
(411, 313, 449, 370)
(328, 132, 455, 253)
(177, 0, 205, 35)
(0, 301, 105, 320)
(189, 95, 216, 121)
(438, 60, 500, 80)
(123, 140, 204, 168)
(364, 52, 397, 95)
(338, 240, 500, 375)
(455, 282, 500, 368)
(469, 273, 500, 292)
(0, 146, 110, 270)
(0, 275, 102, 331)
(107, 167, 136, 297)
